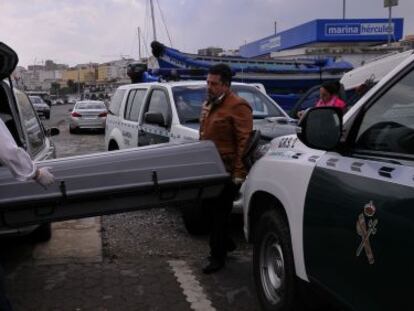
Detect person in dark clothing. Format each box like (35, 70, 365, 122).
(199, 64, 253, 274)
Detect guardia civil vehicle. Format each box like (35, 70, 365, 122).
(243, 51, 414, 310)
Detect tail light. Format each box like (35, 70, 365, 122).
(71, 111, 81, 117)
(99, 112, 107, 117)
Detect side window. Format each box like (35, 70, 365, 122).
(237, 90, 268, 115)
(15, 91, 45, 156)
(233, 86, 283, 118)
(144, 89, 171, 127)
(109, 89, 126, 116)
(125, 89, 146, 122)
(299, 87, 320, 111)
(354, 68, 414, 155)
(124, 90, 137, 120)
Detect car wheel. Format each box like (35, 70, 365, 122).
(253, 209, 298, 311)
(69, 126, 77, 134)
(31, 223, 52, 242)
(181, 201, 211, 235)
(46, 113, 50, 120)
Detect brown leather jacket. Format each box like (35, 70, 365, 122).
(199, 90, 253, 179)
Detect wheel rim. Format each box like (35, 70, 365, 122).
(259, 231, 285, 305)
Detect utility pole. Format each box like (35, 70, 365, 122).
(388, 5, 392, 45)
(342, 0, 346, 19)
(274, 21, 277, 34)
(384, 0, 398, 46)
(77, 67, 80, 98)
(150, 0, 157, 41)
(138, 27, 142, 60)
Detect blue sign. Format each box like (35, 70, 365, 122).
(325, 23, 393, 36)
(240, 18, 404, 58)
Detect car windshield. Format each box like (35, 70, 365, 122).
(172, 85, 284, 123)
(76, 102, 106, 110)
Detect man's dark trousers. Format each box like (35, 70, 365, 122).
(209, 181, 239, 262)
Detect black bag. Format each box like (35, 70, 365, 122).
(242, 129, 261, 171)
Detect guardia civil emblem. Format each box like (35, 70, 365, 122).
(356, 201, 378, 264)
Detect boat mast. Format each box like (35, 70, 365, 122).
(150, 0, 157, 41)
(138, 26, 142, 60)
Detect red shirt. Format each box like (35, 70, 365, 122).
(315, 95, 346, 112)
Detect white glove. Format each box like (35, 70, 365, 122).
(232, 177, 244, 186)
(35, 167, 55, 189)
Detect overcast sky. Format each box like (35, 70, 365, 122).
(1, 0, 413, 68)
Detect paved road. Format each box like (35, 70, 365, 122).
(0, 104, 261, 311)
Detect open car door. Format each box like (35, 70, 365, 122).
(0, 141, 229, 229)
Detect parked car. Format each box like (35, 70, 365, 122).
(69, 100, 107, 133)
(0, 42, 228, 238)
(243, 50, 414, 310)
(105, 81, 297, 234)
(1, 85, 59, 241)
(29, 95, 51, 119)
(289, 49, 414, 118)
(26, 91, 51, 107)
(67, 96, 78, 105)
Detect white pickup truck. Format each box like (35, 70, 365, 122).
(105, 80, 297, 234)
(243, 51, 414, 310)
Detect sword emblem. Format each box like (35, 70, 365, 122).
(356, 201, 378, 264)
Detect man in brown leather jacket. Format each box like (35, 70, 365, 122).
(200, 64, 253, 274)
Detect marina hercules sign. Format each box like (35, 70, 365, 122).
(240, 18, 404, 58)
(325, 22, 394, 36)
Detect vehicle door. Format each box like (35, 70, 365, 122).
(14, 89, 54, 161)
(303, 62, 414, 310)
(121, 87, 148, 148)
(138, 87, 172, 146)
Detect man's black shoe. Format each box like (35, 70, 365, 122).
(202, 258, 225, 274)
(227, 239, 237, 253)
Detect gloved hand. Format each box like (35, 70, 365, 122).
(232, 177, 245, 186)
(35, 167, 55, 189)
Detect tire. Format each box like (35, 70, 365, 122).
(181, 201, 211, 235)
(69, 127, 77, 134)
(31, 223, 52, 242)
(253, 209, 298, 311)
(46, 113, 50, 120)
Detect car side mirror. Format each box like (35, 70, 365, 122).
(297, 107, 342, 150)
(145, 112, 165, 127)
(46, 127, 60, 137)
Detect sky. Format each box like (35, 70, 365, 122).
(1, 0, 413, 68)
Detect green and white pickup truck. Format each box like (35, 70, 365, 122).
(243, 51, 414, 310)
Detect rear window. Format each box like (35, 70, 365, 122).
(76, 102, 106, 110)
(109, 89, 126, 116)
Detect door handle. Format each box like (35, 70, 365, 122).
(378, 166, 395, 178)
